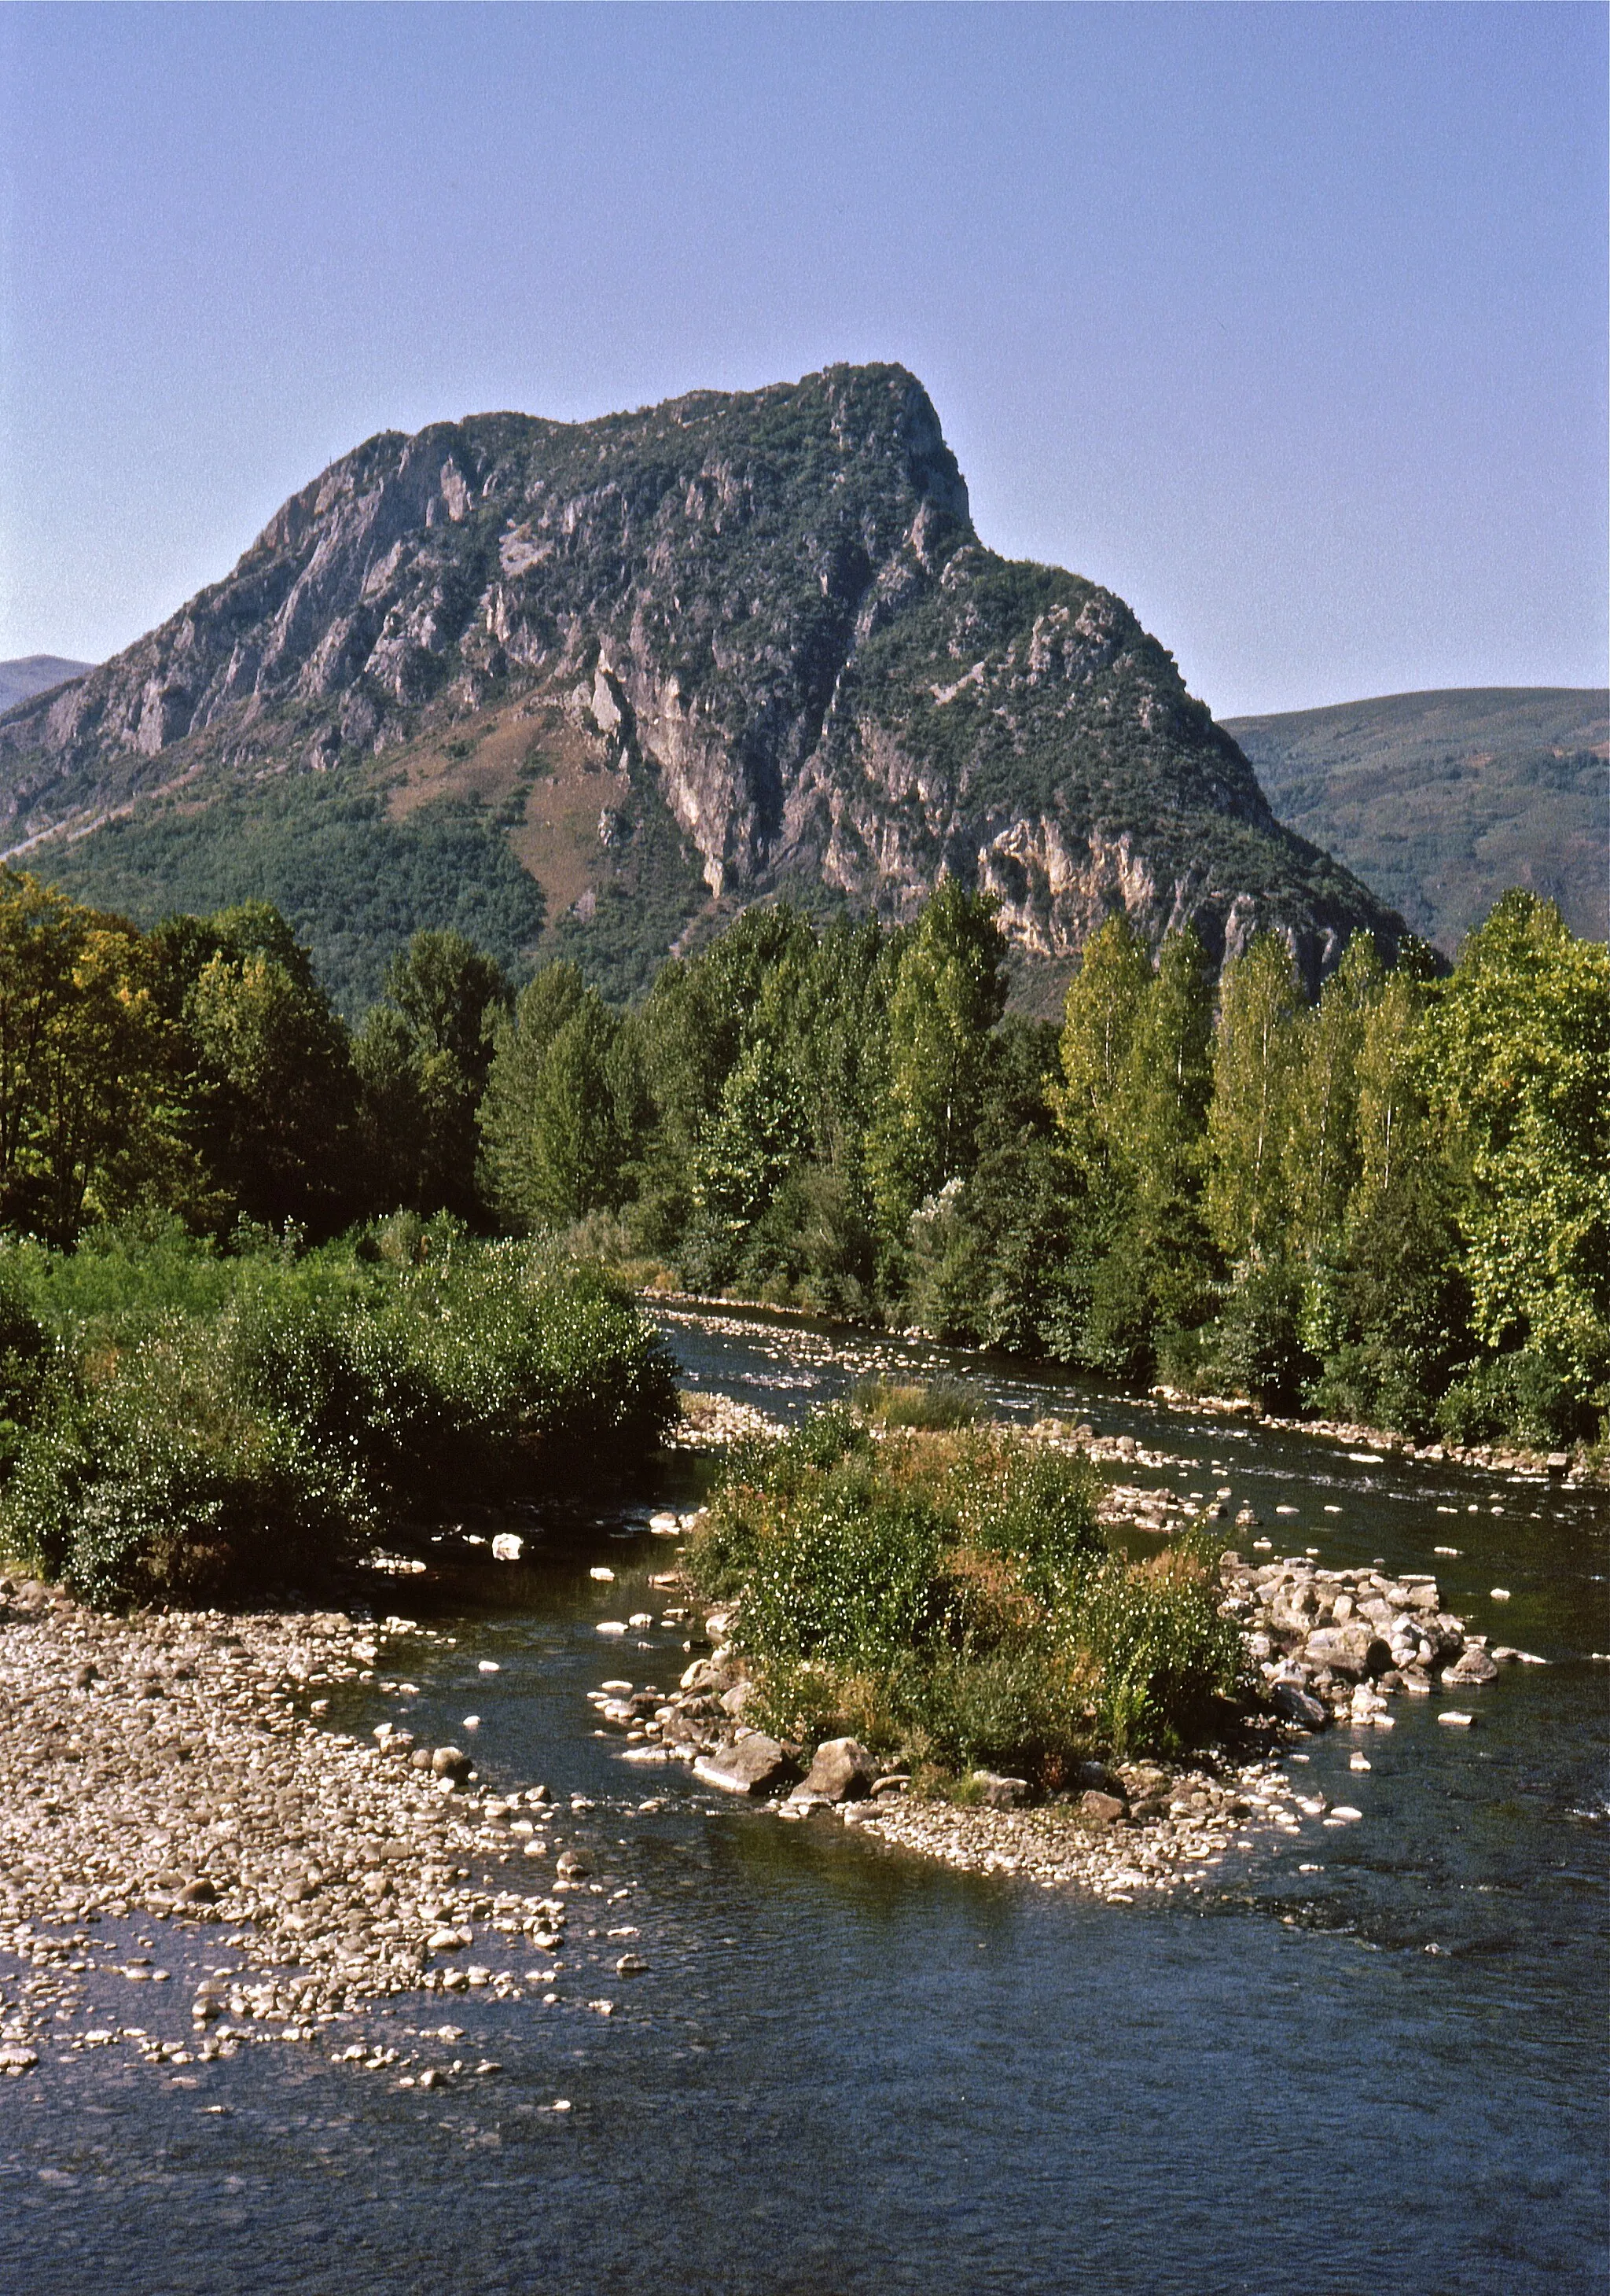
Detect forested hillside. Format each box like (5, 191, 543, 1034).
(0, 366, 1402, 1010)
(1226, 687, 1608, 955)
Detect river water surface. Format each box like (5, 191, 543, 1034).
(3, 1309, 1606, 2294)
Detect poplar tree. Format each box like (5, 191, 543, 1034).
(1116, 924, 1217, 1323)
(866, 881, 1006, 1237)
(479, 966, 641, 1227)
(1424, 892, 1610, 1398)
(1204, 933, 1303, 1263)
(1283, 933, 1380, 1257)
(1052, 912, 1151, 1181)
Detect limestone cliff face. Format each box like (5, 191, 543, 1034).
(0, 363, 1400, 984)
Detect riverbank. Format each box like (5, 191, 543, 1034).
(0, 1576, 634, 2081)
(647, 1292, 1603, 1486)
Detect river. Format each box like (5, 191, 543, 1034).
(3, 1307, 1606, 2293)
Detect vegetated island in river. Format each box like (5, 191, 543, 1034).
(586, 1384, 1536, 1897)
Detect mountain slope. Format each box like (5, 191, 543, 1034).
(1226, 688, 1609, 954)
(0, 656, 94, 716)
(0, 365, 1403, 1006)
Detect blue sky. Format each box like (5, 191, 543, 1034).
(1, 1, 1604, 716)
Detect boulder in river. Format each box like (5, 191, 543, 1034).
(680, 1657, 730, 1695)
(1304, 1625, 1391, 1680)
(695, 1735, 793, 1795)
(1443, 1647, 1500, 1686)
(1270, 1681, 1329, 1730)
(796, 1738, 878, 1803)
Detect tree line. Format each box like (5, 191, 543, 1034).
(2, 863, 1604, 1448)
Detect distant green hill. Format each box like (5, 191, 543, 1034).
(1226, 688, 1608, 954)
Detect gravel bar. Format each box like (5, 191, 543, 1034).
(0, 1575, 615, 2081)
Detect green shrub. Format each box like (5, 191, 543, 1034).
(687, 1406, 1239, 1784)
(1437, 1349, 1595, 1448)
(0, 1261, 51, 1477)
(2, 1322, 369, 1606)
(900, 1643, 1085, 1782)
(1307, 1340, 1439, 1438)
(1063, 1551, 1246, 1755)
(0, 1223, 676, 1604)
(1209, 1262, 1314, 1411)
(937, 1436, 1105, 1599)
(739, 1487, 949, 1668)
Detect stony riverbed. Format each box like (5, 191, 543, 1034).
(0, 1576, 650, 2084)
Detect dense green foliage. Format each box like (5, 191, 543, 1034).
(3, 862, 1602, 1457)
(1228, 687, 1609, 954)
(42, 779, 546, 1017)
(686, 1404, 1244, 1777)
(594, 889, 1601, 1451)
(0, 1220, 675, 1606)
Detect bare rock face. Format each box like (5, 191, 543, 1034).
(0, 363, 1402, 985)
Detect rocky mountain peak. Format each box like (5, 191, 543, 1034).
(0, 363, 1402, 996)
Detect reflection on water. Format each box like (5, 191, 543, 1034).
(3, 1309, 1606, 2294)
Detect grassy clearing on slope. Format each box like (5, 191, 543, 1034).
(685, 1401, 1244, 1788)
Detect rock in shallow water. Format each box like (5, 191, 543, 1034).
(795, 1738, 878, 1804)
(1443, 1647, 1500, 1686)
(693, 1735, 792, 1796)
(1270, 1681, 1329, 1730)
